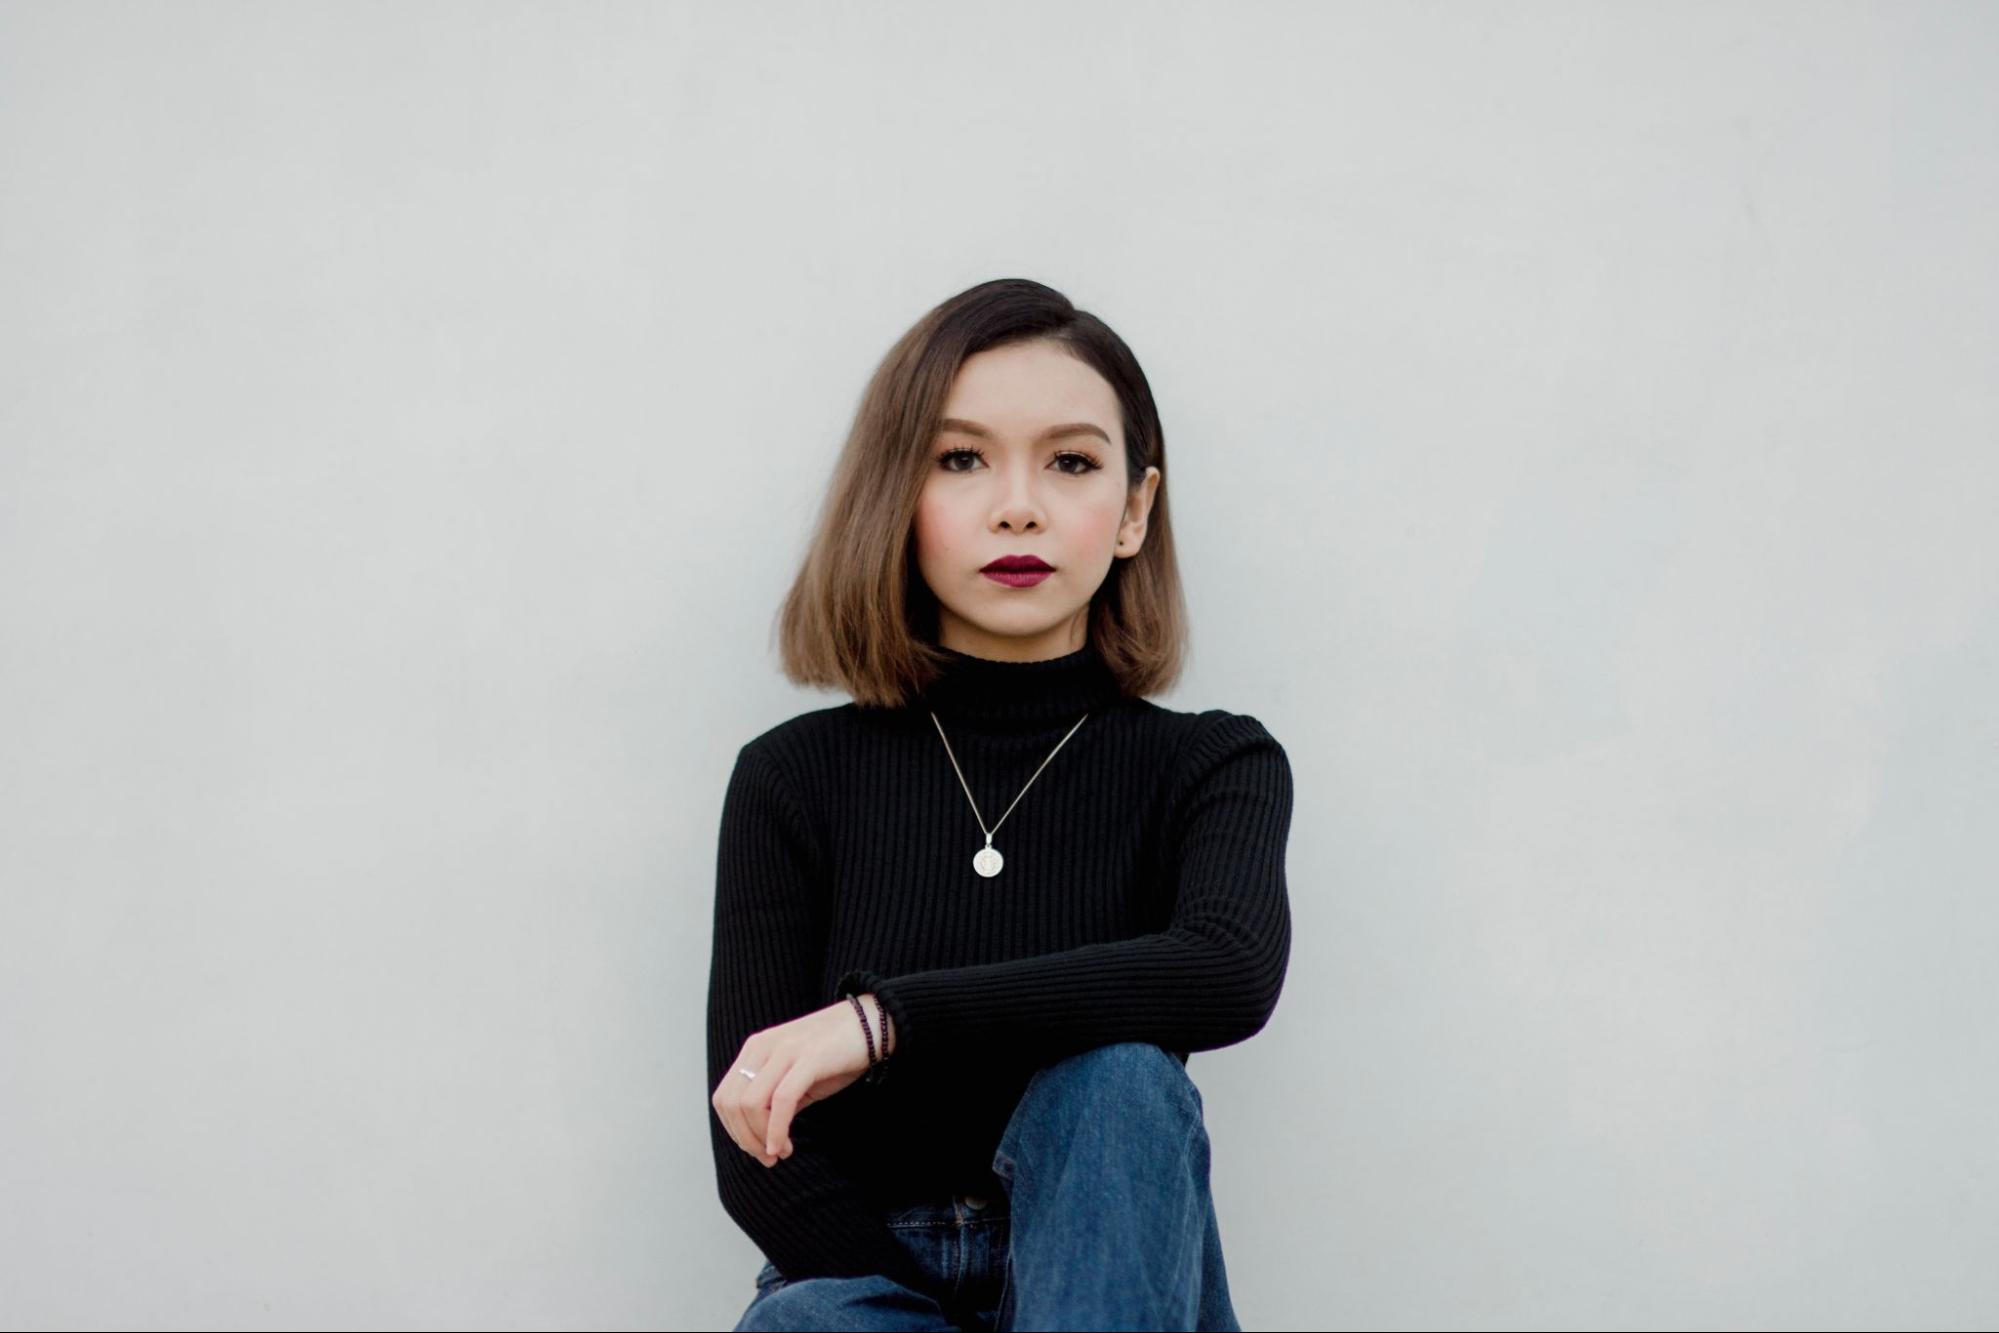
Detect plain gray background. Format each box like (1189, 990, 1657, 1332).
(3, 2, 1995, 1329)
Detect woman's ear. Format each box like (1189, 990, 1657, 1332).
(1117, 466, 1162, 553)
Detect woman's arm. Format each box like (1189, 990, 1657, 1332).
(707, 741, 928, 1291)
(838, 712, 1293, 1068)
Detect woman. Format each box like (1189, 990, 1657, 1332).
(707, 277, 1293, 1331)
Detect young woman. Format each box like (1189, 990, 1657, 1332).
(707, 277, 1293, 1332)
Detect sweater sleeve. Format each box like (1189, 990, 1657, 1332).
(838, 712, 1293, 1069)
(706, 740, 933, 1294)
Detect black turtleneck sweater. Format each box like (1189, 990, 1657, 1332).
(705, 640, 1293, 1293)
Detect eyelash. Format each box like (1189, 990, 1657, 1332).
(936, 446, 1103, 476)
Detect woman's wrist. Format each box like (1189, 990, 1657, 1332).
(857, 991, 894, 1057)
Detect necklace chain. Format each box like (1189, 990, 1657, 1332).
(928, 709, 1091, 874)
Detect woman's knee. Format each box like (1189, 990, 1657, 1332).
(1030, 1041, 1200, 1109)
(996, 1042, 1205, 1175)
(733, 1273, 945, 1332)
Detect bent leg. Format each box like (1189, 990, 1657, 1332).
(992, 1041, 1240, 1331)
(733, 1268, 961, 1332)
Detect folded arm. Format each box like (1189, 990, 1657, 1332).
(707, 741, 930, 1291)
(840, 712, 1294, 1069)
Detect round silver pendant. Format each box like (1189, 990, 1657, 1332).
(973, 845, 1004, 878)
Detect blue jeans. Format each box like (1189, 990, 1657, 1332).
(731, 1041, 1241, 1331)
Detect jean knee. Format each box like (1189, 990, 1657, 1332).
(1048, 1041, 1196, 1094)
(1012, 1043, 1201, 1133)
(733, 1275, 900, 1332)
(994, 1042, 1212, 1188)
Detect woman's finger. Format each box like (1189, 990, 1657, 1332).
(765, 1060, 809, 1158)
(731, 1047, 775, 1159)
(740, 1055, 780, 1162)
(717, 1048, 777, 1165)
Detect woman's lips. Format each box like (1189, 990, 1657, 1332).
(982, 569, 1053, 588)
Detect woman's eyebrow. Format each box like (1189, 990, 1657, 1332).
(936, 417, 1111, 446)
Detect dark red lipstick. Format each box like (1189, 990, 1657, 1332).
(981, 553, 1055, 588)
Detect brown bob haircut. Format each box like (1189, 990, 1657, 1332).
(774, 277, 1189, 709)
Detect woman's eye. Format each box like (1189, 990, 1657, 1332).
(936, 448, 1101, 476)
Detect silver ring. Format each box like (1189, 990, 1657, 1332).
(738, 1066, 757, 1080)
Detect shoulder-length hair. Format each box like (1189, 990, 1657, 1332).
(774, 277, 1189, 709)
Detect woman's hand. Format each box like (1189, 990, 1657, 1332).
(712, 995, 888, 1168)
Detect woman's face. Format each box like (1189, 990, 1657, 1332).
(913, 339, 1161, 661)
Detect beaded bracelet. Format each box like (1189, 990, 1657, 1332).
(845, 992, 892, 1086)
(869, 995, 891, 1084)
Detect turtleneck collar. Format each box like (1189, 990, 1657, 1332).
(915, 638, 1126, 729)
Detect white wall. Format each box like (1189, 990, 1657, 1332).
(2, 2, 1994, 1328)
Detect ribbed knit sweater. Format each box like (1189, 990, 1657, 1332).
(705, 639, 1294, 1293)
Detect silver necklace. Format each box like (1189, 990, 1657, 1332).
(928, 709, 1091, 878)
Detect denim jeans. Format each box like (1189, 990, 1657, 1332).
(731, 1041, 1241, 1331)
